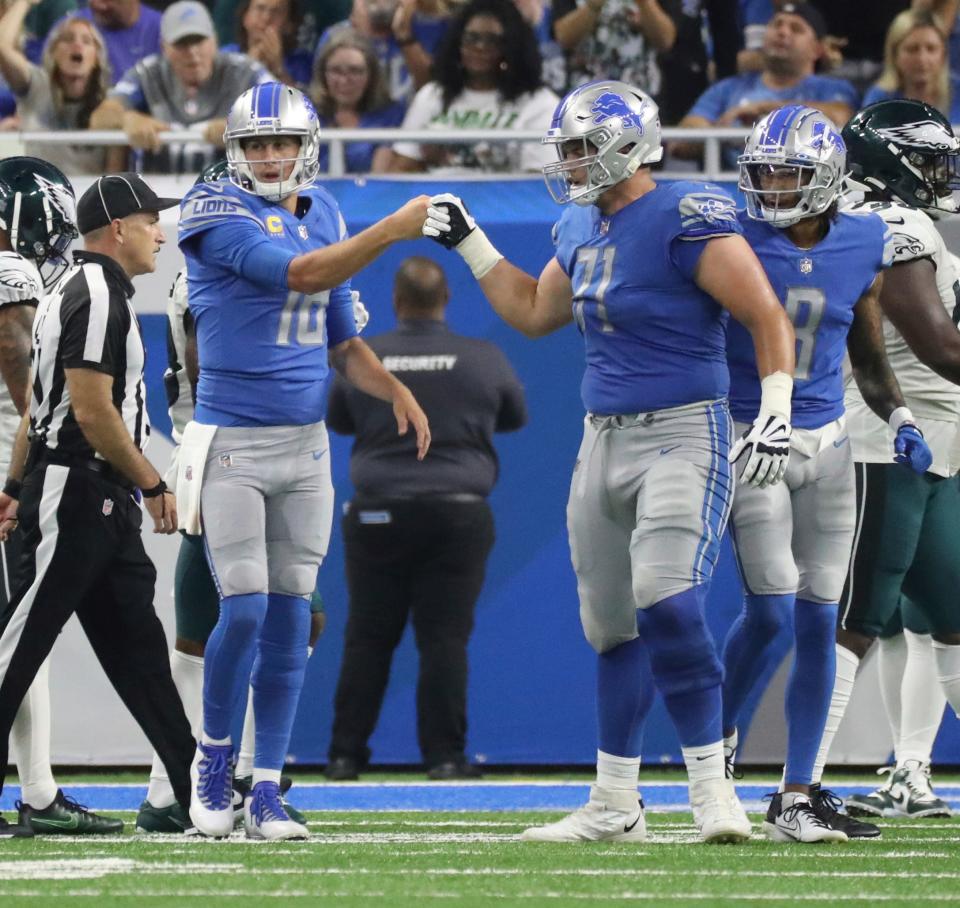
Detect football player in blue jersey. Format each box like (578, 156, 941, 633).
(423, 80, 796, 844)
(722, 105, 932, 844)
(177, 82, 432, 841)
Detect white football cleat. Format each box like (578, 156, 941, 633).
(244, 781, 309, 841)
(690, 778, 752, 843)
(189, 742, 235, 838)
(762, 792, 847, 843)
(521, 785, 646, 842)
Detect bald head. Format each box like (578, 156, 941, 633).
(393, 256, 449, 319)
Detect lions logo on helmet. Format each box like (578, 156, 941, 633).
(842, 99, 960, 218)
(542, 80, 662, 206)
(738, 105, 846, 227)
(224, 82, 321, 202)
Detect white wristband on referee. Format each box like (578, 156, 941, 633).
(455, 227, 503, 280)
(888, 406, 916, 433)
(759, 371, 793, 421)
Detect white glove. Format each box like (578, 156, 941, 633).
(351, 289, 369, 333)
(730, 408, 792, 488)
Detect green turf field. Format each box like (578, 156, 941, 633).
(0, 805, 957, 906)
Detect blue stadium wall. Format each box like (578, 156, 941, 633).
(136, 178, 959, 766)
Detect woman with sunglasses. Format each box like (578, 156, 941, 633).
(387, 0, 557, 173)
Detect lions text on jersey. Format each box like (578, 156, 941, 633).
(178, 178, 358, 427)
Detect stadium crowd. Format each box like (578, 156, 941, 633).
(0, 0, 958, 173)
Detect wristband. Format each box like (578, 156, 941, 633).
(759, 371, 793, 421)
(141, 479, 168, 498)
(455, 227, 503, 279)
(889, 406, 916, 433)
(2, 478, 22, 501)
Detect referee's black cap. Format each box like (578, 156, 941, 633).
(77, 173, 180, 234)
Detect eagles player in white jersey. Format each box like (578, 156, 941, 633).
(812, 100, 960, 814)
(0, 157, 122, 837)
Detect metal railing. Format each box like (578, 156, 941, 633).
(0, 126, 752, 181)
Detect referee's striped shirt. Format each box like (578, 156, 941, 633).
(30, 250, 150, 460)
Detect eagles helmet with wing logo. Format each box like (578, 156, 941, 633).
(0, 156, 78, 287)
(739, 105, 847, 226)
(542, 79, 662, 206)
(195, 159, 230, 186)
(842, 99, 960, 217)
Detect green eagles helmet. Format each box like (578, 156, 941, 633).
(0, 156, 78, 287)
(195, 159, 230, 186)
(842, 99, 960, 217)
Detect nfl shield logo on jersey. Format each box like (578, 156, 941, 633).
(799, 257, 813, 274)
(298, 225, 308, 239)
(102, 498, 114, 516)
(185, 465, 193, 481)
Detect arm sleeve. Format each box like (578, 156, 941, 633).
(192, 220, 296, 290)
(59, 281, 125, 374)
(107, 64, 147, 111)
(325, 282, 359, 348)
(325, 373, 355, 435)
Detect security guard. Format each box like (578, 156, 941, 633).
(0, 173, 196, 833)
(325, 256, 527, 781)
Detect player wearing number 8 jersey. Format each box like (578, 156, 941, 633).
(177, 82, 432, 840)
(722, 105, 928, 843)
(422, 80, 796, 844)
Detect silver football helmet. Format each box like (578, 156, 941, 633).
(542, 80, 662, 206)
(224, 83, 321, 202)
(739, 105, 847, 227)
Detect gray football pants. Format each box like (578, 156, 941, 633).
(730, 422, 855, 604)
(568, 399, 732, 654)
(201, 421, 333, 598)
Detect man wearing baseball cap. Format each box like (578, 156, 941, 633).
(90, 0, 273, 173)
(676, 2, 859, 167)
(0, 171, 199, 834)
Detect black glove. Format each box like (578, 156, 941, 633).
(422, 192, 477, 249)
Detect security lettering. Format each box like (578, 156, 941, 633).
(381, 355, 458, 372)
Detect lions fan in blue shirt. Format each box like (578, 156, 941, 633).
(177, 82, 431, 841)
(722, 105, 931, 844)
(424, 80, 796, 844)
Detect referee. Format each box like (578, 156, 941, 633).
(0, 173, 197, 830)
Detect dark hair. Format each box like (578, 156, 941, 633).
(236, 0, 301, 57)
(394, 256, 449, 313)
(310, 29, 391, 118)
(432, 0, 543, 111)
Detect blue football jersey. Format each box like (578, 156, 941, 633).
(553, 181, 741, 414)
(178, 178, 357, 427)
(727, 210, 892, 428)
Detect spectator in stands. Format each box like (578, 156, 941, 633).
(552, 0, 677, 102)
(675, 3, 858, 166)
(213, 0, 348, 63)
(220, 0, 312, 87)
(657, 0, 741, 125)
(317, 0, 453, 103)
(512, 0, 566, 92)
(18, 0, 79, 66)
(90, 0, 271, 173)
(387, 0, 557, 173)
(311, 30, 406, 173)
(68, 0, 162, 86)
(863, 9, 960, 122)
(0, 2, 110, 173)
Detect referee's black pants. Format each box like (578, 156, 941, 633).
(0, 461, 195, 808)
(330, 497, 494, 769)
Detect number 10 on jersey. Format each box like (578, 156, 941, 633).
(276, 290, 329, 346)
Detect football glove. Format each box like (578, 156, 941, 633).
(730, 408, 792, 488)
(351, 290, 369, 333)
(894, 423, 932, 474)
(422, 193, 475, 248)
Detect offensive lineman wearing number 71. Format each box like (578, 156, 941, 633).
(176, 81, 431, 841)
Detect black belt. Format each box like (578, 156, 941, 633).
(354, 493, 485, 504)
(30, 446, 135, 491)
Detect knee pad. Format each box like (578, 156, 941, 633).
(639, 590, 722, 697)
(219, 561, 268, 597)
